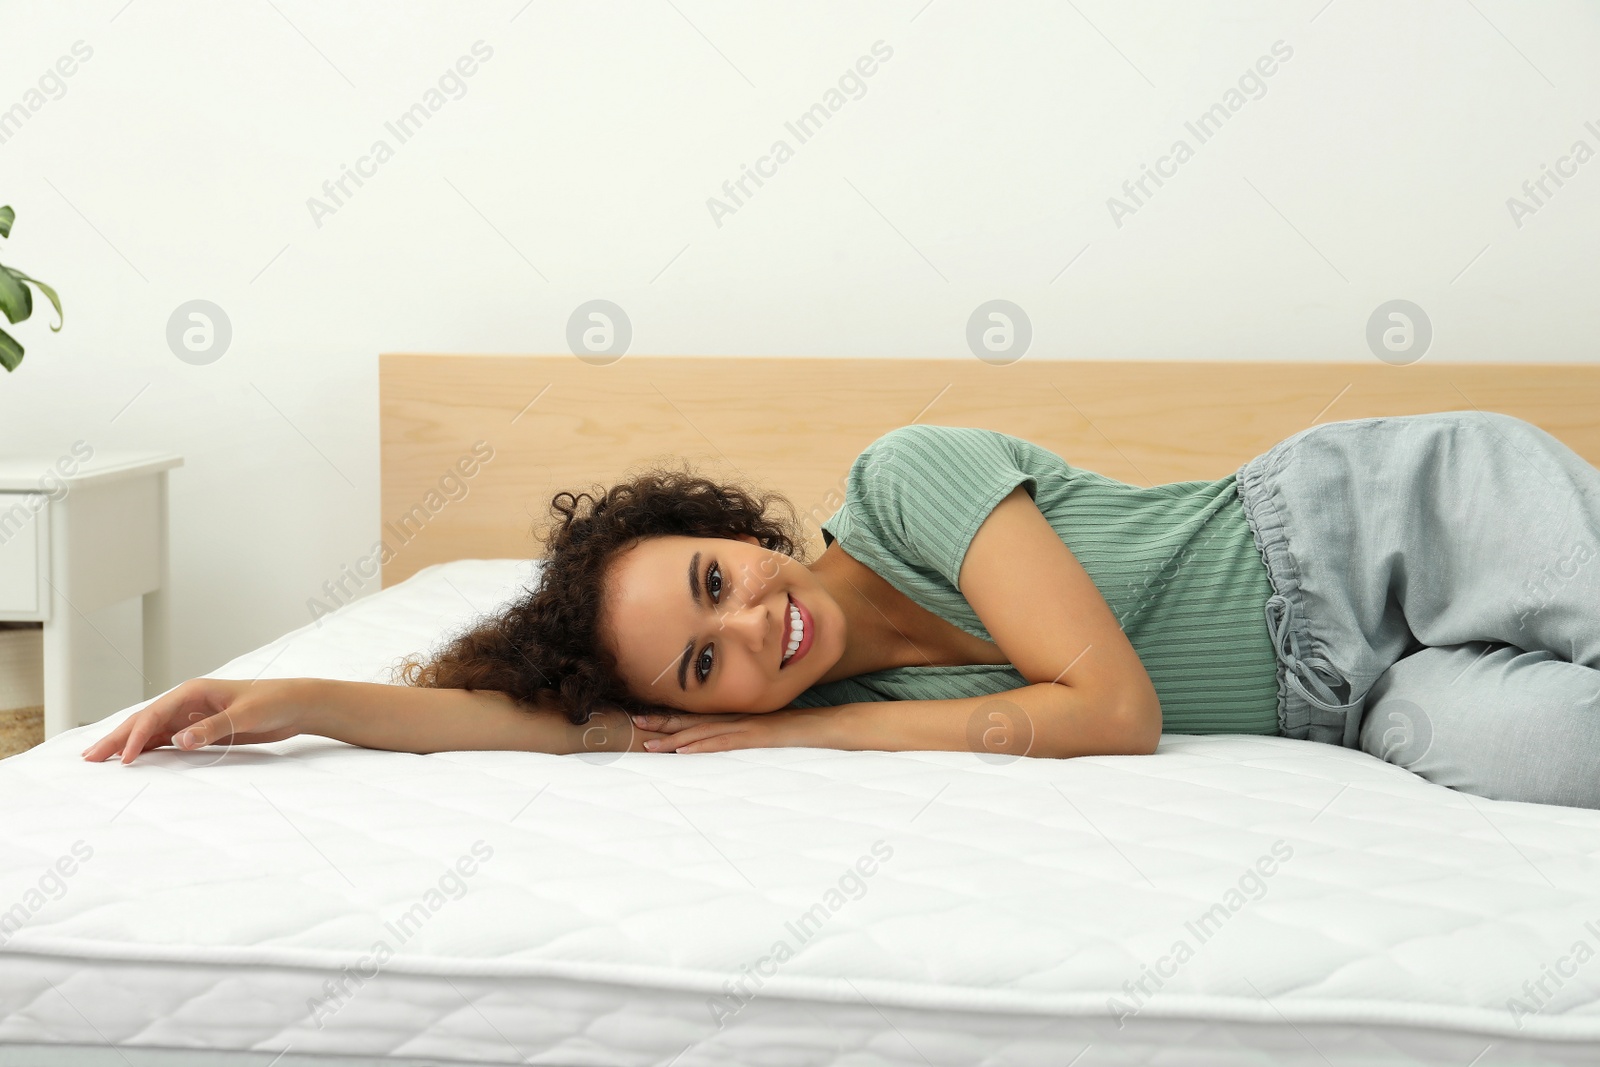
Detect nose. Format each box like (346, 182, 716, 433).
(718, 597, 772, 652)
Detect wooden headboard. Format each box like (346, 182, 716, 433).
(378, 355, 1600, 587)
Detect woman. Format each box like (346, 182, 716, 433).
(84, 412, 1600, 808)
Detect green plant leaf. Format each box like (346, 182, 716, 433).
(0, 326, 21, 372)
(5, 268, 61, 330)
(0, 206, 13, 240)
(0, 267, 32, 325)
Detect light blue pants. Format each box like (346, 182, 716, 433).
(1235, 410, 1600, 809)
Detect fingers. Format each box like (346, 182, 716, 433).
(110, 699, 168, 764)
(119, 705, 176, 765)
(630, 712, 684, 734)
(629, 729, 671, 752)
(83, 693, 177, 762)
(81, 718, 136, 762)
(172, 711, 236, 752)
(644, 720, 746, 752)
(630, 711, 743, 734)
(81, 678, 305, 764)
(79, 680, 220, 764)
(675, 735, 742, 754)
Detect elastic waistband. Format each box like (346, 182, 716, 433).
(1235, 446, 1364, 748)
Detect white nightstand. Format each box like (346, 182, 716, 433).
(0, 451, 182, 737)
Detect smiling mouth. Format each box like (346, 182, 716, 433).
(780, 593, 814, 668)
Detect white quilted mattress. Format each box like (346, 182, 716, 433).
(3, 558, 1600, 1067)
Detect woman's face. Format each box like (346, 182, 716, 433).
(604, 534, 843, 714)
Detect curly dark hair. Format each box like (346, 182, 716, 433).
(395, 467, 807, 724)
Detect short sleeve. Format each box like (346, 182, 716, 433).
(822, 425, 1038, 589)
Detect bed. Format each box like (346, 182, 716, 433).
(4, 355, 1600, 1066)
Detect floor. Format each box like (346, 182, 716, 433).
(0, 705, 44, 759)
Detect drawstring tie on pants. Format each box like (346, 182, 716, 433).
(1264, 593, 1365, 747)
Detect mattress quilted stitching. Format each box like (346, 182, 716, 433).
(3, 558, 1600, 1055)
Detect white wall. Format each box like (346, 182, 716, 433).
(2, 0, 1597, 690)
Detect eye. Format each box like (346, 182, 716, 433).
(706, 561, 722, 603)
(696, 644, 715, 683)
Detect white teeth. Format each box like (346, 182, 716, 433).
(782, 600, 806, 665)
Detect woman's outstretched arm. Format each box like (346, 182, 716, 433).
(81, 677, 664, 764)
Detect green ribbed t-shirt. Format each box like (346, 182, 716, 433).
(788, 424, 1282, 735)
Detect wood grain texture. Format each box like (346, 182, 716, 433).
(379, 355, 1600, 587)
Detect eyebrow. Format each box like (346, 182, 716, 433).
(679, 550, 702, 690)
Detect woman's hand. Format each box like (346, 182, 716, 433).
(81, 677, 317, 765)
(629, 708, 830, 754)
(567, 708, 676, 755)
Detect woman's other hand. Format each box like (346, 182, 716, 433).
(629, 708, 826, 753)
(81, 677, 317, 765)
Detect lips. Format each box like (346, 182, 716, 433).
(780, 592, 815, 669)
